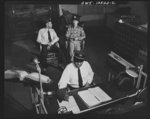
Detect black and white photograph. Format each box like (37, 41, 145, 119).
(4, 0, 149, 118)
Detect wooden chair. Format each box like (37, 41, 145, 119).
(39, 43, 59, 67)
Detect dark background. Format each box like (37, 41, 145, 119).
(3, 1, 149, 118)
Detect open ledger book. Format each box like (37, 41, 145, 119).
(78, 86, 112, 108)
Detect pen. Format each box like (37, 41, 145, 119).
(94, 96, 100, 102)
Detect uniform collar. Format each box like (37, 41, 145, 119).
(73, 25, 79, 29)
(46, 28, 52, 31)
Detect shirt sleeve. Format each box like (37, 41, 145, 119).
(58, 65, 70, 89)
(85, 62, 94, 84)
(51, 29, 59, 45)
(36, 30, 42, 44)
(65, 27, 71, 38)
(79, 28, 86, 40)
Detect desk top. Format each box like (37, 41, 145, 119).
(44, 83, 137, 114)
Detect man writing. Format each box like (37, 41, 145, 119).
(58, 51, 94, 90)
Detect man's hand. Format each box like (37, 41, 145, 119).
(84, 83, 91, 88)
(74, 37, 79, 41)
(57, 88, 69, 102)
(47, 42, 52, 50)
(47, 45, 51, 50)
(48, 42, 52, 46)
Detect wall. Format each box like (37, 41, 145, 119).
(106, 1, 148, 30)
(59, 4, 116, 27)
(59, 4, 78, 16)
(128, 1, 147, 24)
(118, 1, 148, 24)
(59, 2, 147, 26)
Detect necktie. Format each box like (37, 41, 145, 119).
(48, 30, 52, 42)
(78, 68, 83, 88)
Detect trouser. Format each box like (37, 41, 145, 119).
(40, 44, 66, 69)
(69, 40, 82, 61)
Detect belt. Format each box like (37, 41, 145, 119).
(70, 39, 81, 42)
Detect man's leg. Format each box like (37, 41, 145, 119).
(69, 41, 75, 62)
(40, 45, 48, 70)
(50, 45, 66, 67)
(55, 45, 66, 65)
(58, 48, 67, 65)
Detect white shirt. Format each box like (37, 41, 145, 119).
(58, 61, 94, 89)
(37, 28, 59, 45)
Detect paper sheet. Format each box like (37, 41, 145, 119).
(57, 96, 80, 114)
(88, 87, 112, 102)
(78, 90, 101, 107)
(78, 86, 112, 108)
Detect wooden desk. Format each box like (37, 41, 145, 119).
(44, 83, 138, 114)
(107, 51, 147, 89)
(113, 21, 147, 71)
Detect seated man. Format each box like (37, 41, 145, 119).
(36, 18, 66, 72)
(58, 51, 94, 90)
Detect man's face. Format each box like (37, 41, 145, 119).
(73, 20, 79, 26)
(46, 21, 52, 29)
(74, 61, 83, 68)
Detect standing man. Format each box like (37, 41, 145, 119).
(37, 18, 66, 72)
(66, 15, 86, 62)
(58, 51, 94, 90)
